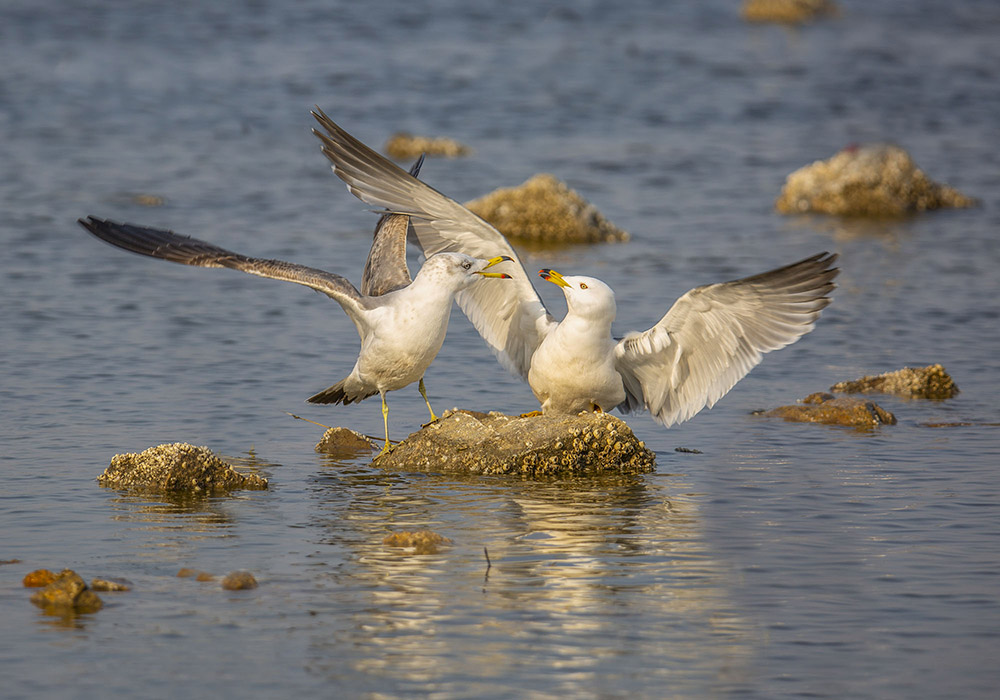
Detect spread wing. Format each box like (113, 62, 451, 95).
(311, 107, 554, 379)
(361, 155, 424, 297)
(614, 252, 839, 426)
(78, 217, 367, 324)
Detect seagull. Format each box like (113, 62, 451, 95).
(310, 108, 839, 427)
(78, 205, 512, 452)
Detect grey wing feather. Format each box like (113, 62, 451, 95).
(360, 155, 423, 297)
(78, 217, 367, 321)
(311, 108, 554, 378)
(614, 252, 839, 427)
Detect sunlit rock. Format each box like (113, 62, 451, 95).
(23, 569, 57, 587)
(91, 578, 131, 592)
(830, 364, 959, 400)
(98, 442, 268, 495)
(29, 569, 103, 613)
(315, 426, 376, 458)
(465, 173, 630, 244)
(764, 392, 896, 428)
(221, 571, 258, 590)
(742, 0, 838, 24)
(776, 143, 976, 217)
(383, 530, 452, 555)
(373, 409, 656, 476)
(384, 132, 472, 160)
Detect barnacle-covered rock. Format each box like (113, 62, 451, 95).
(98, 442, 268, 495)
(776, 144, 976, 217)
(764, 392, 896, 429)
(465, 174, 630, 244)
(830, 364, 959, 399)
(373, 409, 655, 476)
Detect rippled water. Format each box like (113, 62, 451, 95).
(2, 1, 999, 698)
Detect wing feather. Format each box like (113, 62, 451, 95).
(614, 252, 839, 426)
(311, 108, 554, 378)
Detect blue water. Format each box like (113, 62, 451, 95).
(2, 1, 999, 697)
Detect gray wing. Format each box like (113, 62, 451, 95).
(311, 107, 554, 379)
(361, 155, 423, 297)
(78, 217, 367, 323)
(614, 253, 839, 427)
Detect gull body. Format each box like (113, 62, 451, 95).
(310, 108, 839, 427)
(78, 215, 510, 450)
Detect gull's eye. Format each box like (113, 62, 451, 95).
(579, 282, 588, 289)
(462, 261, 472, 270)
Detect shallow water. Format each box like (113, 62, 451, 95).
(2, 1, 999, 698)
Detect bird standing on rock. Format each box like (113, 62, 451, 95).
(310, 107, 839, 427)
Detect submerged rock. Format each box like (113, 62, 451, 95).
(465, 173, 630, 244)
(741, 0, 838, 23)
(98, 442, 268, 495)
(315, 426, 376, 458)
(765, 392, 896, 429)
(373, 409, 656, 476)
(221, 571, 258, 590)
(384, 132, 472, 160)
(830, 364, 959, 400)
(776, 143, 976, 217)
(29, 569, 103, 614)
(383, 530, 452, 555)
(91, 578, 132, 592)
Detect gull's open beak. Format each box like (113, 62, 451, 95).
(539, 268, 570, 288)
(477, 255, 514, 279)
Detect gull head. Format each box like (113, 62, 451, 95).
(539, 269, 616, 321)
(423, 252, 513, 291)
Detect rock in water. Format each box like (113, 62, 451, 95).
(373, 410, 656, 476)
(830, 364, 959, 400)
(776, 143, 976, 216)
(29, 569, 103, 614)
(465, 174, 630, 244)
(98, 442, 268, 495)
(765, 392, 896, 429)
(384, 132, 472, 159)
(315, 427, 376, 458)
(741, 0, 838, 24)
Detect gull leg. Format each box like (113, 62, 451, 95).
(418, 377, 438, 423)
(378, 391, 392, 456)
(519, 410, 543, 418)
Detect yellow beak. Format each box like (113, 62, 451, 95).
(539, 268, 570, 288)
(476, 255, 514, 279)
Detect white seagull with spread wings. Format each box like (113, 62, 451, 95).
(79, 177, 512, 452)
(310, 108, 839, 427)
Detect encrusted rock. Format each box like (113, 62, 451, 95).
(383, 530, 452, 555)
(830, 364, 959, 400)
(776, 143, 977, 217)
(315, 426, 376, 458)
(373, 409, 656, 476)
(23, 569, 57, 587)
(765, 392, 896, 429)
(221, 571, 258, 590)
(384, 132, 472, 160)
(742, 0, 838, 23)
(98, 442, 268, 495)
(29, 569, 103, 613)
(91, 578, 131, 592)
(465, 174, 630, 244)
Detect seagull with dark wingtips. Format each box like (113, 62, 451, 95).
(310, 108, 839, 427)
(78, 164, 512, 452)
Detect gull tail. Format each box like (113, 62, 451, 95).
(307, 378, 376, 405)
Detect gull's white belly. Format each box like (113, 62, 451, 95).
(528, 334, 625, 414)
(357, 307, 449, 392)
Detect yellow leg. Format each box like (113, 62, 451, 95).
(418, 377, 438, 423)
(378, 392, 392, 456)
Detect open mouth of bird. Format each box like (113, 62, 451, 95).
(539, 268, 570, 288)
(477, 255, 514, 278)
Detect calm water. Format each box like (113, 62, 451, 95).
(2, 1, 999, 697)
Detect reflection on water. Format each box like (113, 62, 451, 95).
(303, 463, 755, 694)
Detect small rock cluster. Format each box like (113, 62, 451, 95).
(830, 364, 959, 400)
(24, 569, 124, 614)
(765, 393, 897, 429)
(384, 132, 472, 160)
(98, 442, 268, 495)
(776, 143, 976, 217)
(742, 0, 838, 24)
(465, 173, 630, 244)
(373, 409, 656, 476)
